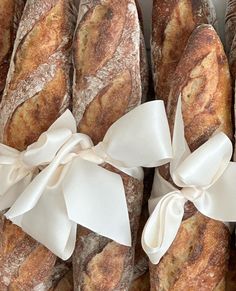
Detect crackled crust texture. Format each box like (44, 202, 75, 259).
(0, 0, 77, 290)
(167, 25, 232, 151)
(150, 214, 229, 291)
(73, 0, 142, 144)
(150, 25, 232, 291)
(152, 0, 216, 106)
(72, 0, 143, 290)
(0, 0, 77, 151)
(0, 0, 25, 98)
(73, 165, 143, 291)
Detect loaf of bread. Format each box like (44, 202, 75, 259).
(151, 0, 216, 106)
(0, 0, 25, 98)
(72, 0, 143, 289)
(150, 24, 232, 290)
(0, 0, 77, 289)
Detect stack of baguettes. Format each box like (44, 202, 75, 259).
(0, 0, 235, 291)
(0, 0, 149, 290)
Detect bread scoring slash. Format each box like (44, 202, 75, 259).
(151, 0, 216, 106)
(0, 0, 78, 290)
(150, 24, 232, 291)
(72, 0, 144, 290)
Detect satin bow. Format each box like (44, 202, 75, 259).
(1, 101, 172, 260)
(142, 97, 236, 264)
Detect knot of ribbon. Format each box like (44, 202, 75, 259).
(1, 101, 172, 260)
(142, 97, 236, 265)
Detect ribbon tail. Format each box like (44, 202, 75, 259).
(142, 192, 186, 264)
(10, 185, 77, 260)
(0, 173, 33, 211)
(149, 170, 177, 214)
(6, 160, 60, 218)
(63, 157, 131, 246)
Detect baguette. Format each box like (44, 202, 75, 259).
(150, 24, 232, 290)
(72, 0, 143, 289)
(0, 0, 77, 289)
(0, 0, 25, 98)
(152, 0, 216, 106)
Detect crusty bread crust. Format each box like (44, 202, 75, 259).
(73, 164, 143, 291)
(73, 0, 142, 144)
(0, 0, 77, 151)
(150, 24, 232, 291)
(0, 1, 77, 289)
(150, 213, 229, 291)
(167, 24, 232, 151)
(151, 0, 216, 106)
(72, 1, 143, 290)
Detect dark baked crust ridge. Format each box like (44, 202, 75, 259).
(151, 0, 216, 106)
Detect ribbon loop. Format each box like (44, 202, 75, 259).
(142, 96, 236, 265)
(1, 101, 172, 259)
(173, 133, 232, 189)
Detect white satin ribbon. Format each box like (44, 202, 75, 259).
(1, 101, 172, 260)
(142, 97, 236, 265)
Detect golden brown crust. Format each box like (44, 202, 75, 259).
(73, 165, 143, 290)
(152, 0, 216, 106)
(0, 218, 56, 290)
(0, 1, 77, 289)
(0, 0, 25, 97)
(0, 0, 77, 150)
(73, 0, 142, 139)
(150, 24, 232, 291)
(73, 1, 142, 289)
(150, 214, 229, 291)
(167, 24, 233, 151)
(74, 0, 126, 81)
(78, 70, 132, 144)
